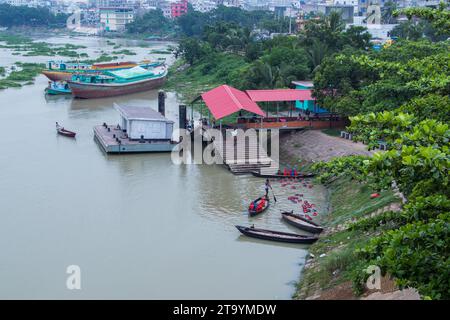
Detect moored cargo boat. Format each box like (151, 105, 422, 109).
(68, 65, 167, 99)
(42, 60, 160, 82)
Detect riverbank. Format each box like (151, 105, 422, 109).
(279, 129, 374, 170)
(280, 131, 420, 300)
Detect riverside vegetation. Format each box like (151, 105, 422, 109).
(301, 6, 449, 300)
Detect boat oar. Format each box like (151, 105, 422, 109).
(271, 188, 277, 203)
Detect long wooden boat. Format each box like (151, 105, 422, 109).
(281, 211, 324, 234)
(248, 196, 270, 217)
(56, 123, 76, 138)
(68, 65, 167, 99)
(251, 171, 315, 179)
(235, 225, 318, 244)
(42, 60, 157, 82)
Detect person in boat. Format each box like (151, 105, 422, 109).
(264, 179, 272, 197)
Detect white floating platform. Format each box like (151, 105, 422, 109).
(94, 125, 177, 154)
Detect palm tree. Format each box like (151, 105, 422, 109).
(327, 10, 345, 34)
(307, 39, 329, 72)
(382, 1, 397, 24)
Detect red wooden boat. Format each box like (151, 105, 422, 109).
(56, 122, 76, 138)
(248, 196, 270, 216)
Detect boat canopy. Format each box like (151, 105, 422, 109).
(108, 66, 152, 79)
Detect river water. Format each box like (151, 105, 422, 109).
(0, 35, 327, 299)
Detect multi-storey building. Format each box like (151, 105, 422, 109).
(170, 0, 188, 18)
(99, 6, 134, 31)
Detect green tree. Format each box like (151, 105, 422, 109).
(126, 9, 174, 35)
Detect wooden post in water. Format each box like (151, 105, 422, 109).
(179, 104, 187, 130)
(158, 90, 166, 116)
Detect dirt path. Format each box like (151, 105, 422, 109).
(279, 129, 374, 166)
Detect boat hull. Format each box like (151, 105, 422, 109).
(68, 76, 166, 99)
(248, 196, 270, 217)
(281, 212, 323, 234)
(251, 171, 315, 179)
(42, 70, 72, 82)
(45, 87, 71, 95)
(235, 225, 318, 244)
(57, 129, 76, 138)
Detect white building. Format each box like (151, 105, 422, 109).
(115, 104, 174, 141)
(189, 0, 217, 12)
(99, 7, 134, 31)
(5, 0, 46, 6)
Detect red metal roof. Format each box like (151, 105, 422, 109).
(201, 85, 266, 120)
(245, 89, 314, 102)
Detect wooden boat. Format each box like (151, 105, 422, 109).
(68, 65, 167, 99)
(42, 60, 159, 82)
(45, 81, 71, 95)
(42, 61, 92, 81)
(248, 196, 270, 216)
(251, 171, 315, 179)
(56, 123, 76, 138)
(281, 211, 324, 234)
(235, 225, 318, 244)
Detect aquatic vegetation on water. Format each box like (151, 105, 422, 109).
(0, 62, 44, 90)
(0, 32, 88, 58)
(149, 49, 172, 54)
(73, 54, 119, 64)
(112, 49, 136, 55)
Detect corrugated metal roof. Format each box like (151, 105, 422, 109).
(114, 103, 173, 122)
(201, 85, 265, 120)
(245, 89, 314, 102)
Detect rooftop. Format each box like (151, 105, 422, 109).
(200, 85, 265, 120)
(114, 104, 173, 122)
(245, 89, 314, 102)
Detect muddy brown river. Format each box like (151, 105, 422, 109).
(0, 35, 327, 299)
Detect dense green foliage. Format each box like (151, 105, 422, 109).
(126, 9, 175, 36)
(395, 2, 450, 36)
(313, 40, 450, 116)
(0, 4, 67, 28)
(309, 5, 449, 299)
(313, 113, 449, 298)
(172, 11, 371, 94)
(126, 5, 290, 37)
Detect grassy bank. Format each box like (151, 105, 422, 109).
(295, 176, 401, 299)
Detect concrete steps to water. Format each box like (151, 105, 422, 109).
(211, 130, 278, 174)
